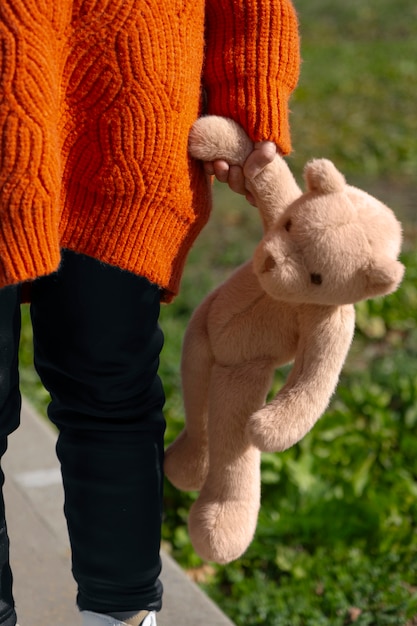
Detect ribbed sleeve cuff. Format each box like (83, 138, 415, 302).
(203, 0, 300, 153)
(0, 199, 61, 287)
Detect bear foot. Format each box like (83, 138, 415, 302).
(188, 495, 260, 564)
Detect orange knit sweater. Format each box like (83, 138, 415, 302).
(0, 0, 300, 300)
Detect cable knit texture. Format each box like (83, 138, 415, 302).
(0, 0, 300, 300)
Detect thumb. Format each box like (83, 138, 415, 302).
(243, 141, 277, 180)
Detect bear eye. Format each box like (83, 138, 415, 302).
(284, 219, 292, 232)
(262, 255, 276, 273)
(310, 273, 322, 285)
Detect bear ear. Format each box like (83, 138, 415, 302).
(364, 258, 405, 298)
(304, 158, 346, 194)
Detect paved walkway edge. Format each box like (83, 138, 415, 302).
(3, 398, 235, 626)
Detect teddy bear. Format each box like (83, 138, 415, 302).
(164, 115, 404, 565)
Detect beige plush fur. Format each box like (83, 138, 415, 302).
(164, 116, 404, 564)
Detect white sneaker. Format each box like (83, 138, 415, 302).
(81, 610, 157, 626)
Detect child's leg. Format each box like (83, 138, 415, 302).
(30, 251, 165, 615)
(0, 285, 22, 626)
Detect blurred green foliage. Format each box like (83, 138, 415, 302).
(289, 0, 417, 190)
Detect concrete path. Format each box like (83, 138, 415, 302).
(3, 399, 235, 626)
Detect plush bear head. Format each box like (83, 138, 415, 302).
(252, 157, 404, 306)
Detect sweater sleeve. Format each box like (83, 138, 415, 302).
(203, 0, 300, 154)
(0, 1, 68, 286)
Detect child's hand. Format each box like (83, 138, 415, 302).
(203, 141, 277, 205)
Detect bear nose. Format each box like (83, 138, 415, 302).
(310, 273, 322, 285)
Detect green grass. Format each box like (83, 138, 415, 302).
(17, 1, 417, 623)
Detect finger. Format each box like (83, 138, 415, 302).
(203, 161, 215, 176)
(245, 190, 257, 206)
(212, 159, 230, 183)
(243, 141, 277, 179)
(227, 165, 246, 195)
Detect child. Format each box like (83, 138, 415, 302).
(0, 0, 300, 624)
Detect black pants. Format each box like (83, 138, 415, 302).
(0, 251, 166, 624)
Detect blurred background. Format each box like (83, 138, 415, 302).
(19, 1, 417, 624)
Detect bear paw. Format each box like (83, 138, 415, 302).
(248, 404, 298, 452)
(164, 430, 208, 491)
